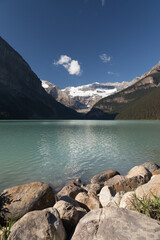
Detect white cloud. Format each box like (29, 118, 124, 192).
(108, 71, 119, 77)
(54, 55, 81, 76)
(108, 71, 114, 75)
(100, 53, 111, 63)
(101, 0, 105, 6)
(68, 60, 81, 75)
(55, 55, 71, 65)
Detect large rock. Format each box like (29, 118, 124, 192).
(59, 195, 80, 207)
(53, 200, 79, 235)
(76, 207, 87, 220)
(135, 175, 160, 199)
(99, 186, 116, 207)
(0, 182, 55, 222)
(75, 192, 101, 211)
(90, 170, 120, 185)
(126, 165, 152, 182)
(109, 191, 125, 207)
(105, 174, 149, 192)
(84, 183, 102, 194)
(8, 208, 66, 240)
(71, 207, 160, 240)
(105, 175, 126, 186)
(57, 182, 85, 200)
(141, 162, 160, 173)
(119, 191, 136, 210)
(57, 196, 87, 220)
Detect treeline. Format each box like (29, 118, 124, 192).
(116, 87, 160, 120)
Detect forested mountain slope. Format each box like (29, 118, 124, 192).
(87, 62, 160, 120)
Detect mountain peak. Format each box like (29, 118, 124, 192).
(0, 37, 80, 119)
(87, 61, 160, 120)
(42, 80, 135, 113)
(151, 61, 160, 71)
(140, 61, 160, 79)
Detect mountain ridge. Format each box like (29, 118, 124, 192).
(1, 36, 160, 120)
(0, 36, 80, 119)
(42, 79, 138, 113)
(86, 61, 160, 119)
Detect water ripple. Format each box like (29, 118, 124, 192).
(0, 120, 160, 191)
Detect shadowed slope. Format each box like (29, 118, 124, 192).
(0, 37, 80, 119)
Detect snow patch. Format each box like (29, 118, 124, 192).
(42, 81, 49, 89)
(66, 86, 117, 98)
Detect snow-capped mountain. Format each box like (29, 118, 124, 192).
(63, 83, 117, 98)
(41, 79, 138, 113)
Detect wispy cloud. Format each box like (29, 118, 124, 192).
(108, 71, 114, 75)
(99, 53, 111, 63)
(101, 0, 105, 6)
(54, 55, 81, 76)
(108, 71, 119, 77)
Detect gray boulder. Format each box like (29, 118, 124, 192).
(0, 182, 55, 222)
(126, 165, 152, 182)
(84, 183, 102, 194)
(71, 207, 160, 240)
(8, 208, 66, 240)
(90, 170, 120, 185)
(57, 182, 85, 200)
(142, 162, 160, 173)
(135, 175, 160, 199)
(53, 200, 79, 236)
(99, 186, 116, 207)
(104, 175, 126, 187)
(76, 207, 87, 220)
(57, 196, 87, 220)
(75, 192, 101, 211)
(59, 195, 80, 207)
(119, 191, 136, 210)
(110, 191, 125, 207)
(105, 174, 150, 193)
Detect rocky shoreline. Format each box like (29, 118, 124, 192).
(0, 162, 160, 240)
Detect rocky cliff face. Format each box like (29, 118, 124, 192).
(41, 80, 79, 111)
(87, 62, 160, 119)
(42, 80, 136, 113)
(0, 37, 80, 119)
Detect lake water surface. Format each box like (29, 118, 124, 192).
(0, 120, 160, 192)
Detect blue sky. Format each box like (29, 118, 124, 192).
(0, 0, 160, 88)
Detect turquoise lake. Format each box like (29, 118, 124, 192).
(0, 120, 160, 192)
